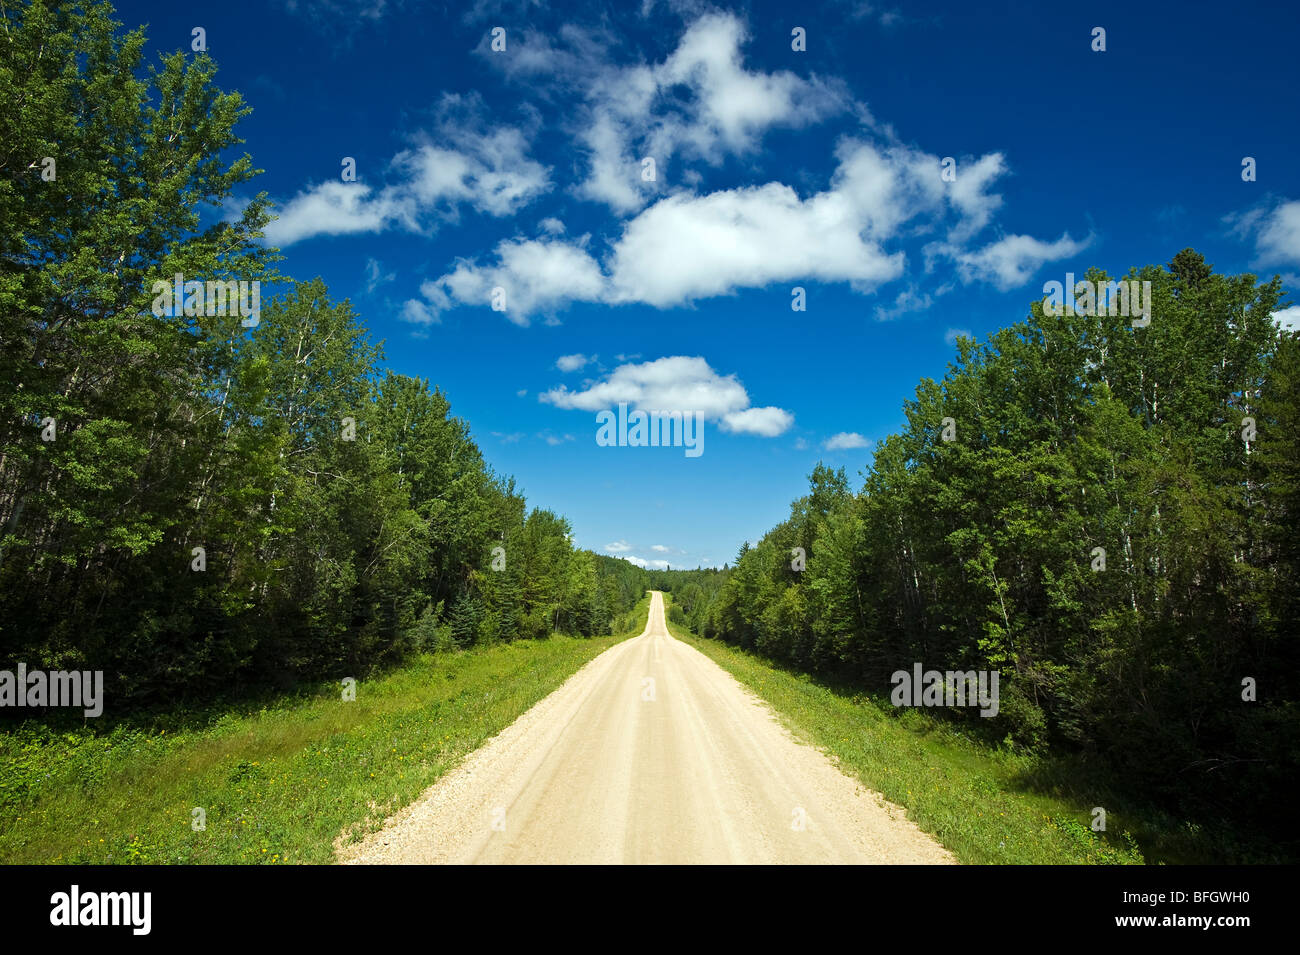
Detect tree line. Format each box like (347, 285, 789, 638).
(671, 251, 1298, 851)
(0, 0, 648, 709)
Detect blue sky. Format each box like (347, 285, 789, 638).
(120, 0, 1300, 569)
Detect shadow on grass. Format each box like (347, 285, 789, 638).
(690, 633, 1292, 864)
(0, 623, 637, 744)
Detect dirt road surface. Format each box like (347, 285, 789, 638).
(338, 592, 954, 864)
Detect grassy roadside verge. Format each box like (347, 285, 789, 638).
(660, 595, 1230, 865)
(0, 594, 649, 864)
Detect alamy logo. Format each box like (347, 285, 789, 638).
(1041, 273, 1152, 326)
(0, 664, 103, 717)
(50, 886, 151, 935)
(595, 402, 704, 458)
(151, 273, 260, 327)
(891, 664, 1000, 717)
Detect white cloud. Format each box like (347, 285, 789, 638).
(393, 122, 550, 218)
(364, 257, 396, 292)
(947, 232, 1093, 290)
(944, 153, 1008, 242)
(824, 431, 871, 450)
(538, 356, 790, 436)
(721, 407, 795, 437)
(415, 134, 1052, 320)
(400, 299, 440, 325)
(556, 353, 594, 372)
(874, 285, 933, 321)
(605, 539, 633, 553)
(1231, 199, 1300, 272)
(543, 356, 746, 415)
(263, 182, 398, 246)
(656, 14, 844, 158)
(491, 12, 848, 213)
(540, 355, 793, 436)
(261, 94, 550, 247)
(944, 327, 972, 346)
(651, 544, 670, 552)
(1273, 306, 1300, 332)
(623, 555, 671, 570)
(604, 177, 905, 306)
(278, 13, 1084, 320)
(427, 237, 606, 326)
(578, 112, 652, 213)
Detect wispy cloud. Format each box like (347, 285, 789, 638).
(556, 353, 595, 372)
(364, 257, 395, 293)
(943, 232, 1093, 290)
(262, 93, 550, 248)
(1229, 198, 1300, 280)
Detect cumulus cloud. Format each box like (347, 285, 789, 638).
(656, 15, 845, 158)
(721, 407, 795, 437)
(1230, 198, 1300, 275)
(540, 355, 793, 436)
(603, 176, 904, 306)
(424, 237, 605, 326)
(276, 12, 1085, 320)
(946, 232, 1093, 290)
(1273, 306, 1300, 332)
(400, 299, 440, 325)
(477, 13, 847, 212)
(546, 13, 851, 213)
(824, 432, 871, 450)
(605, 540, 633, 553)
(556, 353, 595, 372)
(651, 544, 670, 553)
(263, 182, 398, 246)
(261, 93, 550, 247)
(413, 136, 1042, 320)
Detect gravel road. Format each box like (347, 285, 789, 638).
(338, 591, 955, 864)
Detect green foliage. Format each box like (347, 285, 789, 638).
(0, 628, 643, 864)
(678, 251, 1297, 856)
(0, 1, 643, 708)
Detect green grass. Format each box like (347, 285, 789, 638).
(661, 597, 1225, 865)
(0, 595, 648, 865)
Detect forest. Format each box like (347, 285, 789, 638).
(665, 251, 1298, 853)
(0, 1, 651, 708)
(2, 0, 1295, 860)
